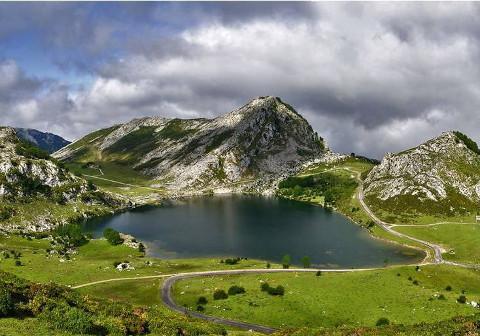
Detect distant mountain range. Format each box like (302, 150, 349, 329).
(15, 128, 70, 154)
(54, 96, 326, 194)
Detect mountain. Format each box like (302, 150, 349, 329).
(54, 96, 327, 194)
(0, 127, 122, 232)
(15, 128, 70, 153)
(364, 131, 480, 220)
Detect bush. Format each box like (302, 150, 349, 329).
(261, 283, 285, 296)
(40, 304, 96, 334)
(316, 271, 322, 277)
(228, 286, 245, 296)
(412, 280, 419, 285)
(0, 285, 13, 317)
(196, 305, 205, 312)
(266, 263, 271, 269)
(197, 296, 208, 305)
(282, 254, 291, 269)
(14, 260, 21, 266)
(113, 261, 122, 268)
(138, 243, 145, 253)
(438, 294, 446, 300)
(213, 289, 228, 300)
(103, 228, 123, 245)
(268, 285, 285, 296)
(457, 295, 467, 304)
(445, 285, 452, 291)
(54, 224, 88, 247)
(224, 257, 240, 265)
(376, 317, 390, 326)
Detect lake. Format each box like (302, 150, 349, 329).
(84, 195, 423, 268)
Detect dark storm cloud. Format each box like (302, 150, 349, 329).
(1, 2, 480, 158)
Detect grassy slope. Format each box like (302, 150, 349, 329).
(174, 265, 480, 329)
(0, 235, 277, 286)
(396, 224, 480, 264)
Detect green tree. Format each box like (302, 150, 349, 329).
(103, 228, 123, 245)
(138, 243, 145, 253)
(301, 256, 311, 268)
(213, 289, 228, 300)
(282, 254, 291, 269)
(228, 286, 246, 296)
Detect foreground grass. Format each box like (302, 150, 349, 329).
(396, 224, 480, 264)
(0, 235, 276, 286)
(174, 265, 480, 329)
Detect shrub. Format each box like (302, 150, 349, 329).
(14, 260, 21, 266)
(266, 263, 271, 269)
(54, 224, 88, 247)
(445, 285, 452, 291)
(103, 228, 123, 245)
(438, 294, 446, 300)
(0, 285, 13, 317)
(260, 283, 270, 292)
(228, 286, 245, 296)
(138, 243, 145, 253)
(113, 261, 122, 268)
(196, 305, 205, 312)
(412, 280, 419, 285)
(213, 290, 228, 300)
(376, 317, 390, 326)
(40, 304, 95, 334)
(267, 285, 285, 296)
(316, 271, 322, 277)
(15, 140, 50, 160)
(224, 258, 240, 265)
(457, 295, 467, 304)
(197, 296, 208, 305)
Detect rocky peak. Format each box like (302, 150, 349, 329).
(57, 97, 326, 194)
(364, 131, 480, 216)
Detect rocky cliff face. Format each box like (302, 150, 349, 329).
(55, 96, 326, 194)
(364, 131, 480, 217)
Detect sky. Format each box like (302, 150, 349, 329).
(1, 2, 480, 159)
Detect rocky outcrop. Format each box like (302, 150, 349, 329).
(55, 96, 327, 194)
(364, 131, 480, 214)
(0, 127, 124, 232)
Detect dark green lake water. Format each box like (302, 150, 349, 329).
(84, 195, 423, 268)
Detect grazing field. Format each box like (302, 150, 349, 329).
(173, 265, 480, 329)
(0, 235, 277, 286)
(396, 224, 480, 264)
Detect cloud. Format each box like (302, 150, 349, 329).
(2, 3, 480, 158)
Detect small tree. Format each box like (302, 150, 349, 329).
(196, 305, 205, 312)
(103, 228, 123, 245)
(197, 296, 208, 305)
(213, 289, 228, 300)
(445, 285, 452, 291)
(457, 295, 467, 304)
(376, 317, 390, 326)
(301, 256, 311, 268)
(138, 243, 145, 253)
(14, 260, 21, 266)
(316, 270, 322, 277)
(266, 262, 271, 269)
(228, 285, 246, 296)
(282, 254, 291, 269)
(260, 283, 270, 292)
